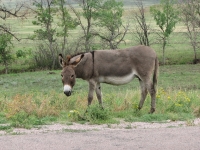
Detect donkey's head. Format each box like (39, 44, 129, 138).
(59, 54, 84, 96)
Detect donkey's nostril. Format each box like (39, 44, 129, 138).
(64, 91, 71, 96)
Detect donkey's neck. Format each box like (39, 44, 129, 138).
(74, 52, 94, 80)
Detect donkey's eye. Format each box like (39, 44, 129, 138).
(61, 74, 63, 77)
(71, 75, 74, 78)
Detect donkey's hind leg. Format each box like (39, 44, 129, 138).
(138, 79, 148, 110)
(146, 81, 156, 113)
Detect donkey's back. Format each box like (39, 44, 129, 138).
(93, 45, 157, 86)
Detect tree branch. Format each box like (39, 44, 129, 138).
(0, 25, 20, 41)
(0, 1, 28, 40)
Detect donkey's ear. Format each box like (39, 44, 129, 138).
(59, 54, 66, 68)
(66, 55, 71, 63)
(71, 54, 84, 67)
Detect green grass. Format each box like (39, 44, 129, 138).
(0, 64, 200, 129)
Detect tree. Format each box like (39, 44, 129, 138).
(133, 0, 151, 46)
(0, 33, 13, 74)
(31, 0, 57, 69)
(30, 0, 78, 69)
(0, 0, 28, 41)
(150, 0, 179, 65)
(70, 0, 97, 52)
(70, 0, 128, 51)
(93, 0, 128, 49)
(179, 0, 200, 64)
(55, 0, 79, 54)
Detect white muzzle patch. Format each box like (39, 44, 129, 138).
(64, 85, 72, 92)
(63, 85, 72, 96)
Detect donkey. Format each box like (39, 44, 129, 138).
(59, 45, 159, 113)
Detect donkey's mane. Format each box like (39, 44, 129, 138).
(71, 52, 88, 58)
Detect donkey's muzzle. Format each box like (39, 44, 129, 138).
(63, 85, 72, 96)
(64, 91, 71, 96)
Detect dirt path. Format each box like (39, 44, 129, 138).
(0, 119, 200, 150)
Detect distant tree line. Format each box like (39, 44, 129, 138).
(0, 0, 200, 73)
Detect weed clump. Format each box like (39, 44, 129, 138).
(5, 94, 59, 128)
(167, 91, 192, 113)
(85, 104, 111, 123)
(68, 110, 82, 122)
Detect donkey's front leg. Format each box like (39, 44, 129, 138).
(95, 82, 103, 108)
(88, 80, 96, 106)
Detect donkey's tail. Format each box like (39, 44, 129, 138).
(153, 57, 159, 90)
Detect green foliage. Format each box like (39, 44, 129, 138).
(0, 124, 12, 131)
(157, 88, 192, 113)
(33, 43, 61, 69)
(31, 0, 80, 69)
(150, 0, 179, 37)
(0, 113, 7, 124)
(0, 33, 12, 62)
(93, 0, 125, 49)
(166, 91, 192, 113)
(10, 111, 37, 128)
(68, 110, 82, 122)
(73, 0, 125, 51)
(76, 0, 100, 51)
(55, 0, 78, 37)
(94, 0, 123, 29)
(0, 33, 13, 73)
(32, 1, 56, 41)
(82, 0, 99, 19)
(16, 49, 26, 58)
(85, 104, 111, 123)
(31, 1, 58, 69)
(150, 0, 179, 64)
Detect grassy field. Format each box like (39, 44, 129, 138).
(0, 64, 200, 130)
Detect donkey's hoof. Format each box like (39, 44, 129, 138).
(149, 108, 155, 114)
(138, 106, 142, 110)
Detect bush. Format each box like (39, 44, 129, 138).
(85, 104, 111, 123)
(33, 43, 61, 70)
(16, 49, 27, 58)
(0, 33, 13, 74)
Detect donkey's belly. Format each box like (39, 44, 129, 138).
(99, 71, 136, 85)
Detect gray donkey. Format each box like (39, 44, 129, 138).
(59, 45, 159, 113)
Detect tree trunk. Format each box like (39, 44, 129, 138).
(162, 39, 167, 65)
(85, 19, 91, 52)
(4, 62, 8, 74)
(192, 44, 197, 64)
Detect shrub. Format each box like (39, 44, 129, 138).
(16, 49, 27, 58)
(0, 33, 13, 74)
(33, 43, 61, 70)
(85, 104, 111, 123)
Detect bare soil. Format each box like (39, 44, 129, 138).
(0, 119, 200, 150)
